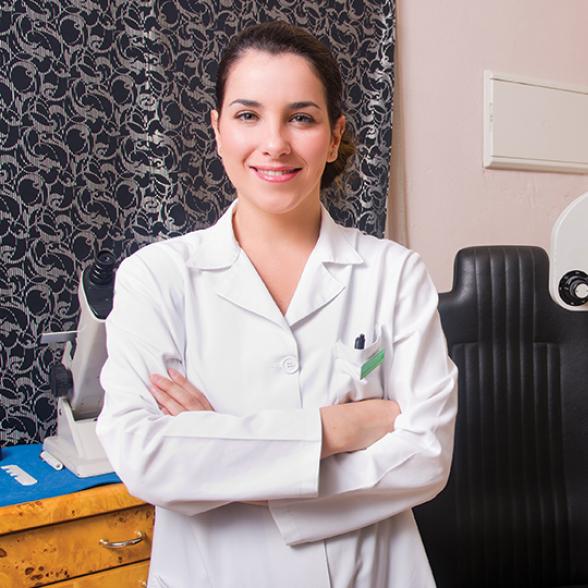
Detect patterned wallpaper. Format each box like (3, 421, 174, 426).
(0, 0, 395, 446)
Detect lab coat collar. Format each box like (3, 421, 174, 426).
(186, 200, 241, 270)
(314, 203, 364, 266)
(187, 199, 364, 328)
(187, 200, 364, 270)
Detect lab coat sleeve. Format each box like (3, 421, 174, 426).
(268, 252, 458, 545)
(96, 253, 322, 516)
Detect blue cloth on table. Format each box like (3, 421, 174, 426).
(0, 443, 120, 507)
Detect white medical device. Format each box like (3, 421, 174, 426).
(549, 192, 588, 311)
(41, 251, 117, 477)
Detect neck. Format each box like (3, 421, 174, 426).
(232, 198, 322, 253)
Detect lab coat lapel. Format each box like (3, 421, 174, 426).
(285, 206, 363, 327)
(285, 262, 344, 327)
(216, 253, 288, 328)
(186, 201, 287, 328)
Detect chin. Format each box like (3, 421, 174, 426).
(257, 197, 317, 217)
(238, 186, 321, 217)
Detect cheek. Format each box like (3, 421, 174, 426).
(217, 125, 255, 160)
(300, 131, 333, 162)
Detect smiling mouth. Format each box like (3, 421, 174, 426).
(251, 166, 302, 182)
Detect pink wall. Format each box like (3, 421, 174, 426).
(393, 0, 588, 291)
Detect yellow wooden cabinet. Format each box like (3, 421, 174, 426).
(0, 484, 154, 587)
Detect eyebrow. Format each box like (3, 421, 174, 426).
(228, 99, 321, 110)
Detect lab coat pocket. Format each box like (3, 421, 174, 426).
(333, 331, 386, 403)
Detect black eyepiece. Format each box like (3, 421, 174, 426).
(89, 250, 116, 286)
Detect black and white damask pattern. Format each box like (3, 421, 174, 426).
(0, 0, 395, 445)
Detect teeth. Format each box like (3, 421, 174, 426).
(257, 169, 295, 176)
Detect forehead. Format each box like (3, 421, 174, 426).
(223, 49, 327, 104)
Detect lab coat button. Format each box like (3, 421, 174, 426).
(281, 356, 299, 374)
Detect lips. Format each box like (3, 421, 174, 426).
(250, 166, 302, 183)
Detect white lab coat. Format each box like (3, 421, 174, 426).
(97, 200, 457, 588)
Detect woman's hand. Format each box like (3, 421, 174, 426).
(150, 371, 266, 506)
(149, 368, 214, 415)
(320, 399, 400, 458)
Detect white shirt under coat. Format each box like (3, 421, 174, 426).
(97, 200, 458, 588)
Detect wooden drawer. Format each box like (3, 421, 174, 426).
(0, 504, 153, 587)
(49, 560, 150, 587)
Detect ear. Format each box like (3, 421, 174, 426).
(327, 115, 346, 163)
(211, 110, 222, 157)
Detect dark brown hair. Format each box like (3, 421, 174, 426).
(215, 21, 355, 189)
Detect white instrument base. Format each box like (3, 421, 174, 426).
(43, 398, 113, 478)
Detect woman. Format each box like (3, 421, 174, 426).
(97, 21, 457, 588)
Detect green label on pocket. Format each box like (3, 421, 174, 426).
(360, 348, 385, 379)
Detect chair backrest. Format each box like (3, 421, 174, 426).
(414, 246, 588, 588)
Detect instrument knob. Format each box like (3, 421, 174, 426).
(558, 270, 588, 306)
(49, 364, 74, 398)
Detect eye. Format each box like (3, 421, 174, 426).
(236, 111, 258, 122)
(290, 113, 315, 124)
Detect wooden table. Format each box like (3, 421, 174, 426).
(0, 483, 154, 587)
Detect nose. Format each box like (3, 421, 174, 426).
(261, 122, 291, 158)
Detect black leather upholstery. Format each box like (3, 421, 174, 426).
(414, 246, 588, 588)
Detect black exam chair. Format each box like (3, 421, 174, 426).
(414, 246, 588, 588)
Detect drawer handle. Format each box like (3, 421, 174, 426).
(99, 530, 145, 549)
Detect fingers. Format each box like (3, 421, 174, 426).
(150, 384, 186, 416)
(149, 369, 213, 416)
(168, 368, 214, 410)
